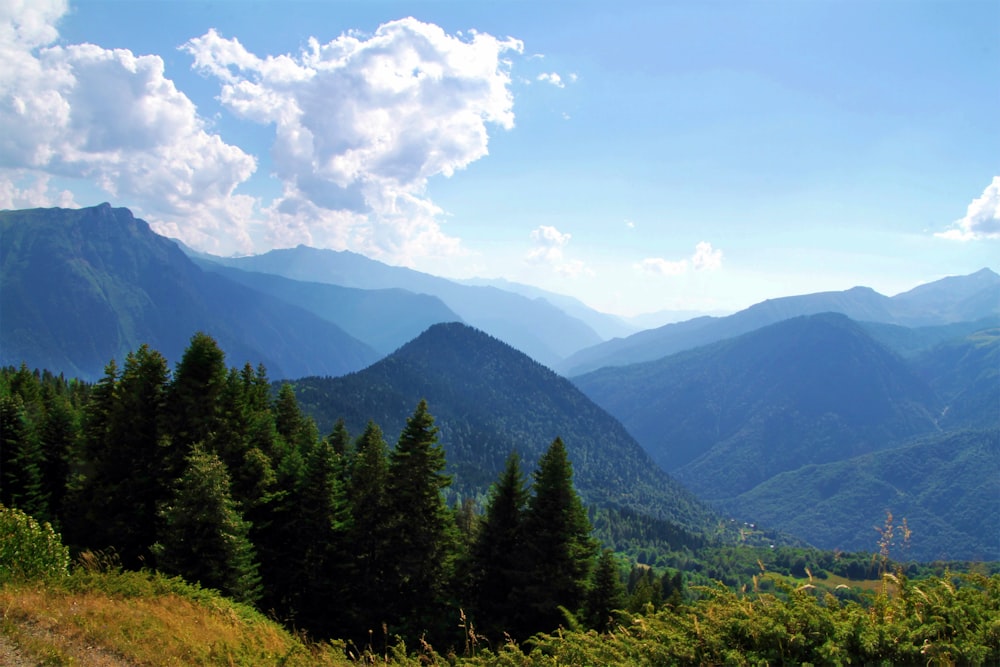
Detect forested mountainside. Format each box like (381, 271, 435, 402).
(0, 204, 378, 380)
(561, 268, 1000, 375)
(573, 313, 999, 560)
(288, 322, 720, 534)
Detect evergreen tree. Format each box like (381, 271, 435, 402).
(168, 332, 227, 453)
(386, 400, 459, 640)
(519, 437, 597, 635)
(155, 444, 261, 605)
(586, 549, 627, 631)
(346, 421, 393, 639)
(37, 389, 76, 524)
(0, 393, 48, 520)
(466, 451, 530, 640)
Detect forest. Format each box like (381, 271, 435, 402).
(2, 333, 998, 664)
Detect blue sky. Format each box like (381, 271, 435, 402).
(2, 0, 997, 316)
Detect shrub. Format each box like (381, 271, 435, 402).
(0, 504, 70, 582)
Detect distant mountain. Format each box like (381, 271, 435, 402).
(560, 269, 1000, 375)
(456, 276, 637, 340)
(727, 429, 999, 561)
(0, 204, 379, 380)
(860, 317, 1000, 358)
(572, 313, 1000, 560)
(287, 322, 720, 534)
(195, 261, 462, 355)
(204, 246, 602, 368)
(912, 327, 1000, 430)
(573, 313, 940, 496)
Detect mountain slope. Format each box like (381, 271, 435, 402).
(289, 322, 719, 533)
(0, 204, 378, 380)
(206, 246, 603, 367)
(727, 429, 999, 561)
(912, 327, 1000, 430)
(195, 262, 462, 355)
(561, 269, 1000, 375)
(573, 313, 940, 497)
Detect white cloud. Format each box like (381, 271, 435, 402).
(0, 171, 75, 209)
(526, 224, 592, 277)
(637, 241, 723, 276)
(692, 241, 723, 270)
(625, 219, 635, 229)
(936, 177, 1000, 241)
(184, 19, 522, 261)
(0, 1, 259, 253)
(537, 72, 564, 88)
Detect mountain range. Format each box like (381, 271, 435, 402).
(2, 202, 996, 561)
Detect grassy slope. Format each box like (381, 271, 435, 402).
(0, 569, 351, 667)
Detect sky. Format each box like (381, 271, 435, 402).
(1, 0, 998, 317)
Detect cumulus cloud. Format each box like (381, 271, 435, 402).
(537, 72, 564, 88)
(0, 0, 258, 252)
(637, 242, 723, 276)
(526, 224, 592, 276)
(936, 177, 1000, 241)
(184, 19, 522, 260)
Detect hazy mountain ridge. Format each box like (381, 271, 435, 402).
(194, 261, 463, 355)
(0, 204, 379, 380)
(203, 245, 604, 368)
(288, 322, 720, 534)
(560, 269, 1000, 375)
(572, 312, 998, 560)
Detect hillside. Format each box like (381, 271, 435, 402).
(726, 429, 1000, 561)
(0, 204, 378, 380)
(204, 245, 603, 368)
(912, 327, 1000, 430)
(289, 322, 719, 533)
(560, 269, 1000, 375)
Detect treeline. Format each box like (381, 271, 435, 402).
(0, 334, 669, 648)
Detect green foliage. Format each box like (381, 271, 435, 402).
(0, 504, 70, 582)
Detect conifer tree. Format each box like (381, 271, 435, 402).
(0, 393, 48, 520)
(467, 450, 529, 640)
(155, 444, 261, 605)
(586, 549, 626, 631)
(168, 332, 227, 453)
(519, 437, 597, 634)
(386, 400, 459, 640)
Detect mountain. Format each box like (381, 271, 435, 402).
(287, 322, 720, 533)
(727, 429, 999, 561)
(0, 204, 379, 380)
(203, 246, 603, 368)
(195, 261, 462, 355)
(571, 313, 1000, 560)
(912, 327, 1000, 430)
(573, 313, 940, 496)
(560, 269, 1000, 375)
(456, 276, 638, 340)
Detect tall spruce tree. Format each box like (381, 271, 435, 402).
(586, 549, 627, 631)
(519, 437, 597, 635)
(155, 444, 262, 605)
(346, 420, 393, 639)
(168, 332, 227, 454)
(467, 450, 530, 640)
(386, 400, 459, 640)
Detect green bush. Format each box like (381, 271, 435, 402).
(0, 504, 70, 582)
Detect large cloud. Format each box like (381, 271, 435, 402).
(184, 19, 522, 261)
(936, 177, 1000, 241)
(0, 0, 258, 252)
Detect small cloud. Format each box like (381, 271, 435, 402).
(636, 241, 723, 276)
(537, 72, 564, 88)
(636, 257, 688, 276)
(936, 177, 1000, 240)
(526, 225, 592, 277)
(692, 241, 723, 271)
(625, 219, 635, 229)
(568, 72, 579, 83)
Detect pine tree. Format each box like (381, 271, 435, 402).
(386, 400, 459, 640)
(586, 549, 626, 631)
(155, 445, 261, 605)
(0, 393, 48, 520)
(168, 332, 227, 453)
(519, 437, 597, 635)
(466, 451, 530, 640)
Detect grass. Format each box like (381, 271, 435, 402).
(0, 568, 353, 667)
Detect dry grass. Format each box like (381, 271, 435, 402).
(0, 573, 353, 667)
